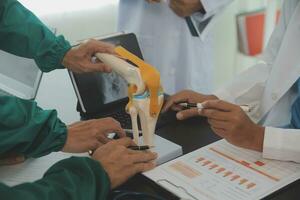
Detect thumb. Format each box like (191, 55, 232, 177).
(176, 108, 199, 120)
(84, 63, 112, 73)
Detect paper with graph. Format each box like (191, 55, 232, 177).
(144, 140, 300, 200)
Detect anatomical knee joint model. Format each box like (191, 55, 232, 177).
(96, 46, 164, 147)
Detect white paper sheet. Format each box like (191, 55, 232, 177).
(0, 152, 88, 186)
(144, 140, 300, 200)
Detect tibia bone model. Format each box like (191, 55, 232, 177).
(96, 46, 164, 146)
(130, 92, 164, 146)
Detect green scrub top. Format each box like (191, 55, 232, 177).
(0, 0, 110, 199)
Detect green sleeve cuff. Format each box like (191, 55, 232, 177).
(35, 36, 72, 72)
(87, 158, 111, 196)
(42, 157, 111, 199)
(0, 96, 68, 158)
(0, 157, 111, 200)
(27, 115, 68, 158)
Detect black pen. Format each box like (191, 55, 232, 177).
(128, 145, 150, 151)
(178, 102, 251, 113)
(88, 145, 150, 155)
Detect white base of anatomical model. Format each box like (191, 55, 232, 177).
(141, 134, 182, 165)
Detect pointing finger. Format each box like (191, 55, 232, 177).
(133, 162, 156, 174)
(128, 151, 158, 164)
(202, 100, 238, 112)
(176, 108, 199, 120)
(113, 137, 136, 147)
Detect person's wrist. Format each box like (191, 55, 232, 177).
(61, 128, 70, 152)
(61, 48, 73, 69)
(252, 126, 265, 152)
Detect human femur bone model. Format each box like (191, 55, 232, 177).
(96, 46, 164, 147)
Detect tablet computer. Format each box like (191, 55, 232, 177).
(69, 32, 143, 115)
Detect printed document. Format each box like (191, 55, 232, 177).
(144, 140, 300, 200)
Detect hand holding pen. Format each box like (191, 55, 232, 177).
(180, 100, 264, 152)
(163, 90, 264, 152)
(173, 100, 251, 120)
(178, 102, 251, 113)
(182, 100, 265, 152)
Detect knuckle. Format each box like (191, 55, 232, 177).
(135, 164, 145, 173)
(89, 119, 96, 123)
(106, 117, 115, 123)
(209, 110, 216, 116)
(232, 115, 239, 122)
(201, 109, 208, 116)
(229, 125, 235, 132)
(91, 127, 98, 133)
(115, 145, 126, 153)
(82, 67, 90, 73)
(215, 100, 222, 105)
(91, 141, 99, 149)
(231, 124, 239, 131)
(88, 39, 96, 45)
(205, 101, 212, 107)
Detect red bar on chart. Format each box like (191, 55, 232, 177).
(202, 161, 212, 166)
(241, 161, 250, 167)
(209, 164, 218, 170)
(170, 161, 201, 179)
(239, 179, 248, 185)
(223, 171, 233, 177)
(247, 183, 256, 189)
(254, 161, 265, 167)
(230, 175, 240, 181)
(196, 157, 205, 163)
(216, 168, 225, 174)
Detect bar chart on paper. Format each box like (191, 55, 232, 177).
(144, 140, 300, 200)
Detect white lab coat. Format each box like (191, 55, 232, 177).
(215, 0, 300, 163)
(118, 0, 232, 94)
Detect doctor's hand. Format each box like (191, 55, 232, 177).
(196, 100, 265, 152)
(169, 0, 204, 17)
(92, 138, 157, 189)
(62, 39, 115, 73)
(162, 90, 218, 115)
(62, 118, 126, 153)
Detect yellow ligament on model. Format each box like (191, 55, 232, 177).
(115, 46, 163, 117)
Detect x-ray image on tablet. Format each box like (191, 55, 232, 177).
(94, 71, 128, 104)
